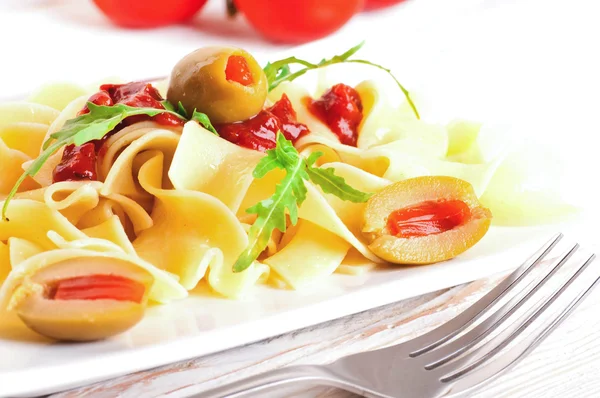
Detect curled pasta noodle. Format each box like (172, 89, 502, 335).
(0, 138, 39, 195)
(265, 220, 351, 289)
(0, 122, 48, 159)
(0, 242, 9, 283)
(171, 122, 382, 268)
(169, 122, 263, 213)
(29, 96, 88, 187)
(7, 238, 44, 269)
(80, 215, 138, 255)
(100, 122, 181, 211)
(0, 199, 88, 249)
(134, 149, 269, 296)
(27, 82, 89, 111)
(0, 102, 59, 128)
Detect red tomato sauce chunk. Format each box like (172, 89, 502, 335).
(307, 83, 363, 147)
(387, 200, 471, 238)
(217, 94, 309, 152)
(53, 82, 182, 183)
(52, 143, 98, 183)
(51, 274, 146, 303)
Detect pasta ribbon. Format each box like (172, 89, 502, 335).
(135, 149, 269, 296)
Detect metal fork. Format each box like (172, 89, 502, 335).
(196, 233, 598, 398)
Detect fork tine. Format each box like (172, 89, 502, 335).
(409, 233, 563, 357)
(440, 253, 597, 385)
(424, 243, 579, 369)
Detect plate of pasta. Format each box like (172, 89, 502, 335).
(0, 42, 586, 397)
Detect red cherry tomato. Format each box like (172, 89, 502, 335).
(53, 275, 146, 303)
(233, 0, 364, 44)
(92, 0, 208, 28)
(364, 0, 406, 11)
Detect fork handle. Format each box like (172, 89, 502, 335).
(195, 365, 335, 398)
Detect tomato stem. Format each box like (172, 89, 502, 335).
(226, 0, 238, 17)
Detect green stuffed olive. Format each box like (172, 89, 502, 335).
(167, 47, 268, 124)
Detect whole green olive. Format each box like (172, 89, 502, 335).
(167, 47, 268, 124)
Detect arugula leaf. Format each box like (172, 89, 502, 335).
(232, 133, 372, 273)
(306, 166, 373, 203)
(161, 100, 176, 112)
(177, 101, 189, 118)
(43, 103, 180, 150)
(304, 150, 372, 202)
(262, 41, 420, 119)
(191, 110, 218, 135)
(3, 102, 186, 221)
(263, 63, 292, 92)
(233, 133, 309, 273)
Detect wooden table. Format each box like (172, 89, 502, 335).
(49, 272, 600, 398)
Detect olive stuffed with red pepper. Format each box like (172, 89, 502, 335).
(167, 47, 268, 124)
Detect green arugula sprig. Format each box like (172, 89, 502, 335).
(164, 100, 218, 135)
(263, 41, 420, 120)
(2, 101, 214, 221)
(233, 132, 372, 273)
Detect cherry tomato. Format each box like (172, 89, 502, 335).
(92, 0, 208, 28)
(234, 0, 364, 44)
(53, 275, 146, 303)
(364, 0, 406, 11)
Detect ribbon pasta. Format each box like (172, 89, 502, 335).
(0, 77, 573, 318)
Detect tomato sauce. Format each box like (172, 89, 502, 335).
(217, 94, 309, 152)
(52, 274, 145, 303)
(306, 83, 363, 146)
(52, 143, 98, 183)
(387, 200, 471, 238)
(53, 82, 183, 183)
(225, 55, 254, 86)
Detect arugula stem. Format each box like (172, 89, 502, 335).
(233, 148, 306, 273)
(263, 42, 420, 120)
(269, 57, 317, 70)
(2, 140, 64, 221)
(346, 59, 420, 120)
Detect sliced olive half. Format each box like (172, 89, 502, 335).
(9, 257, 154, 341)
(362, 176, 492, 264)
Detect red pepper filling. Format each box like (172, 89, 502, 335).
(387, 200, 471, 238)
(306, 83, 363, 147)
(225, 55, 254, 86)
(53, 82, 183, 183)
(51, 274, 145, 303)
(217, 94, 309, 152)
(52, 142, 98, 183)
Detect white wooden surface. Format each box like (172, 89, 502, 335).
(44, 265, 600, 398)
